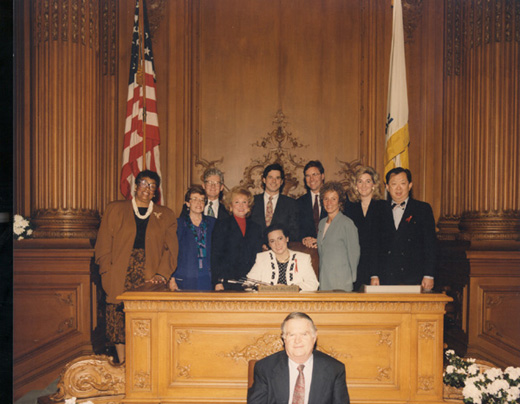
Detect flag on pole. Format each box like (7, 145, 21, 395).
(384, 0, 409, 180)
(120, 0, 163, 203)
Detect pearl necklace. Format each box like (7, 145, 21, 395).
(132, 198, 154, 220)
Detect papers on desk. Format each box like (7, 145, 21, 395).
(361, 284, 422, 293)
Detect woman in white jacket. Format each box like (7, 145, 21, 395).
(247, 224, 319, 291)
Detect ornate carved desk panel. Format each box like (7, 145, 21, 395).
(119, 289, 451, 404)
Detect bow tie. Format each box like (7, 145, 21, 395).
(391, 201, 406, 210)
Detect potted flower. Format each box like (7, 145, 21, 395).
(443, 349, 520, 403)
(13, 214, 34, 240)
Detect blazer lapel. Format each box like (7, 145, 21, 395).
(308, 353, 327, 403)
(272, 353, 290, 403)
(397, 200, 414, 232)
(256, 195, 266, 223)
(272, 195, 284, 222)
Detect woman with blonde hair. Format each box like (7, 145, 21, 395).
(344, 166, 386, 290)
(211, 186, 263, 290)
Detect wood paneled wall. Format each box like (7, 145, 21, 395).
(438, 0, 520, 245)
(15, 0, 444, 224)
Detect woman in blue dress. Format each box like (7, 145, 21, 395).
(169, 185, 216, 291)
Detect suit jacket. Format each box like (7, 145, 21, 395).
(248, 350, 350, 404)
(376, 198, 437, 285)
(173, 215, 216, 290)
(344, 199, 386, 290)
(251, 193, 300, 241)
(297, 191, 327, 240)
(95, 200, 178, 303)
(247, 250, 319, 291)
(317, 212, 360, 292)
(211, 215, 263, 289)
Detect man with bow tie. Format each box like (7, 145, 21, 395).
(371, 167, 436, 290)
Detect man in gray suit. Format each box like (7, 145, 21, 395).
(248, 312, 350, 404)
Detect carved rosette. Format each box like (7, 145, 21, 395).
(377, 331, 393, 346)
(418, 375, 434, 391)
(419, 322, 436, 339)
(134, 371, 151, 389)
(50, 355, 125, 401)
(177, 364, 191, 379)
(176, 330, 193, 344)
(133, 319, 151, 337)
(376, 367, 391, 381)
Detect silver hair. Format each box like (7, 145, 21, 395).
(281, 312, 317, 338)
(203, 167, 224, 183)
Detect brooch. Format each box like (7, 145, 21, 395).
(405, 215, 413, 223)
(153, 212, 162, 219)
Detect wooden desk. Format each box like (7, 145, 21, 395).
(119, 287, 451, 404)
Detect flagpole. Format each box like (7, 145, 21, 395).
(138, 0, 147, 170)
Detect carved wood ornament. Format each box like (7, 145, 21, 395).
(50, 355, 125, 402)
(240, 110, 307, 198)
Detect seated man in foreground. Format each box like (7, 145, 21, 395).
(248, 312, 349, 404)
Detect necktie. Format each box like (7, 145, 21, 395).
(207, 201, 215, 217)
(391, 201, 406, 210)
(292, 364, 305, 404)
(265, 196, 274, 226)
(313, 194, 320, 233)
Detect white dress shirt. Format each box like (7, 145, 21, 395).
(391, 197, 409, 229)
(310, 191, 321, 215)
(205, 199, 220, 218)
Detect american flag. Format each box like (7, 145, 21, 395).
(120, 0, 162, 203)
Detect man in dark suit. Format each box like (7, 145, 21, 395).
(248, 312, 349, 404)
(179, 167, 230, 220)
(297, 160, 327, 248)
(250, 163, 299, 242)
(372, 167, 436, 290)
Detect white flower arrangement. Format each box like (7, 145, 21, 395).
(444, 349, 520, 404)
(13, 214, 34, 240)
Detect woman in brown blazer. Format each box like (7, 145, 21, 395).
(95, 170, 177, 363)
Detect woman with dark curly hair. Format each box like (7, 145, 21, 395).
(170, 185, 216, 291)
(95, 170, 177, 362)
(317, 181, 360, 292)
(344, 166, 386, 290)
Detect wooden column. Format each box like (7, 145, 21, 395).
(27, 0, 102, 238)
(438, 0, 520, 246)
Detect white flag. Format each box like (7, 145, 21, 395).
(384, 0, 410, 179)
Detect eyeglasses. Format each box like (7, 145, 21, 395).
(204, 180, 221, 187)
(137, 180, 157, 191)
(305, 172, 322, 179)
(189, 197, 205, 203)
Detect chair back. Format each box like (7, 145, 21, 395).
(248, 359, 257, 388)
